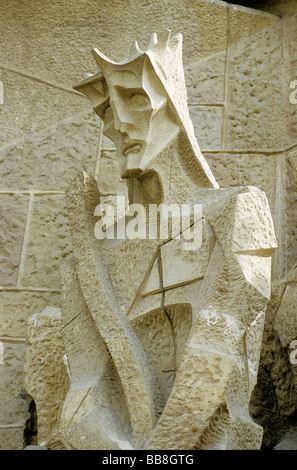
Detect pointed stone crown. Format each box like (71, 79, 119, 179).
(91, 31, 188, 131)
(73, 31, 219, 189)
(74, 31, 187, 127)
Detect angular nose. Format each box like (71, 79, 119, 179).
(110, 99, 134, 136)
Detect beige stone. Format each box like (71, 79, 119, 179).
(275, 284, 297, 348)
(250, 272, 297, 448)
(46, 31, 277, 450)
(59, 259, 133, 450)
(160, 218, 215, 289)
(205, 152, 276, 203)
(0, 0, 295, 452)
(0, 112, 100, 192)
(0, 0, 228, 102)
(0, 194, 29, 287)
(0, 70, 90, 148)
(205, 151, 297, 282)
(21, 195, 72, 290)
(285, 17, 297, 149)
(0, 427, 25, 450)
(0, 291, 61, 450)
(0, 341, 28, 428)
(24, 307, 68, 449)
(189, 106, 223, 150)
(97, 150, 128, 195)
(226, 8, 283, 150)
(0, 290, 60, 338)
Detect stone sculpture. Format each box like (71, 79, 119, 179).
(249, 151, 297, 448)
(25, 31, 277, 450)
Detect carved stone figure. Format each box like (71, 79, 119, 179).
(26, 32, 277, 450)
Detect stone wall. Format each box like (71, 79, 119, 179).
(0, 0, 296, 449)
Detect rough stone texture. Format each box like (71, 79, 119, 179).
(250, 275, 297, 449)
(0, 111, 100, 192)
(0, 291, 60, 339)
(189, 106, 223, 150)
(0, 70, 92, 148)
(0, 194, 29, 287)
(0, 0, 229, 99)
(0, 291, 60, 449)
(284, 16, 297, 150)
(43, 27, 278, 450)
(250, 147, 297, 449)
(59, 172, 276, 450)
(24, 307, 69, 450)
(206, 151, 297, 281)
(205, 153, 276, 201)
(0, 341, 28, 424)
(97, 150, 128, 195)
(0, 0, 296, 451)
(0, 427, 25, 450)
(21, 195, 72, 290)
(226, 8, 283, 150)
(183, 0, 228, 104)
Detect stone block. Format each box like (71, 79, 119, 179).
(228, 4, 280, 44)
(0, 291, 61, 450)
(205, 150, 297, 280)
(205, 152, 276, 207)
(226, 8, 283, 150)
(0, 290, 61, 338)
(0, 109, 101, 191)
(0, 427, 24, 450)
(283, 14, 297, 148)
(0, 341, 29, 426)
(183, 0, 228, 104)
(185, 51, 226, 104)
(24, 307, 68, 448)
(21, 195, 72, 290)
(0, 0, 227, 103)
(0, 70, 95, 148)
(275, 284, 297, 348)
(0, 194, 29, 287)
(189, 105, 223, 150)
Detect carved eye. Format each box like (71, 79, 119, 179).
(102, 106, 115, 127)
(129, 93, 150, 109)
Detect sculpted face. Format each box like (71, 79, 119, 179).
(100, 57, 179, 178)
(74, 32, 219, 189)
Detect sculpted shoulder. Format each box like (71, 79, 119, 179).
(192, 186, 278, 256)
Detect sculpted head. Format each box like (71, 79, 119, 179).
(92, 51, 179, 178)
(74, 31, 218, 189)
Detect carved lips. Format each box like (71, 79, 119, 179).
(123, 143, 142, 156)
